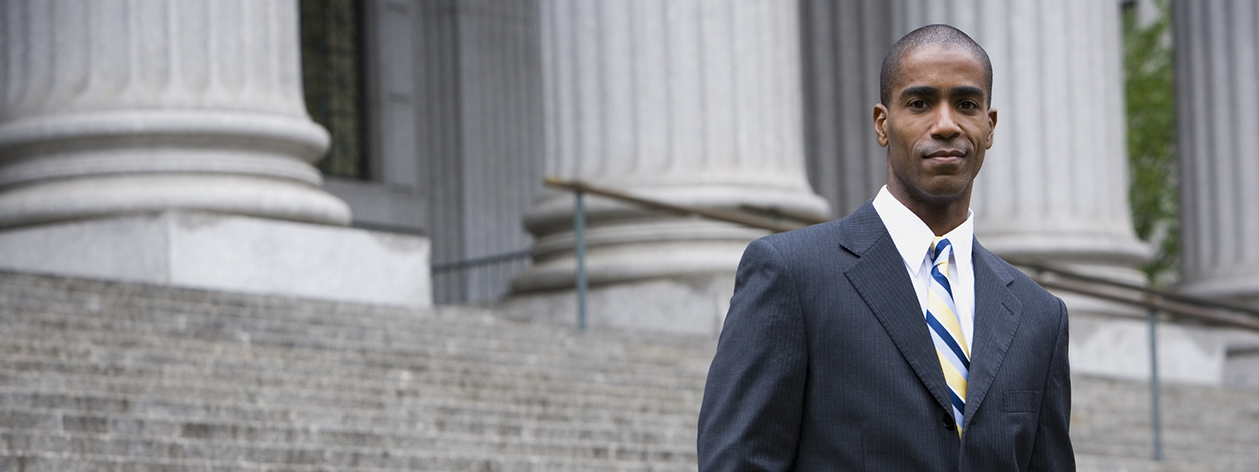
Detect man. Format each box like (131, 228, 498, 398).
(697, 25, 1074, 471)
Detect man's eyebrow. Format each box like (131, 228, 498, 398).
(951, 85, 985, 98)
(899, 85, 938, 99)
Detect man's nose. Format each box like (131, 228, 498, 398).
(929, 107, 963, 140)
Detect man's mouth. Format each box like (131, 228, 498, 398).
(925, 150, 966, 158)
(924, 150, 966, 163)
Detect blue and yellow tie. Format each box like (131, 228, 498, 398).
(926, 237, 969, 435)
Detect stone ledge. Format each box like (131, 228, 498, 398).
(0, 211, 430, 308)
(500, 275, 735, 337)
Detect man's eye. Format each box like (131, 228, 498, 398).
(908, 99, 928, 109)
(958, 101, 978, 110)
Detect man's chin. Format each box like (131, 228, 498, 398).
(913, 183, 972, 205)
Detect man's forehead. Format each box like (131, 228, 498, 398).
(901, 46, 985, 74)
(892, 46, 988, 93)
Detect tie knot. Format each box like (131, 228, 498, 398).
(931, 237, 952, 263)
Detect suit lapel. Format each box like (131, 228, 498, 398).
(841, 204, 954, 417)
(961, 244, 1022, 430)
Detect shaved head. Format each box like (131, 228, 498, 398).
(879, 24, 992, 107)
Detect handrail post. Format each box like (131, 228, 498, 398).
(574, 189, 588, 332)
(1148, 307, 1163, 461)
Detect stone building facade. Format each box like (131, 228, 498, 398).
(1, 0, 1256, 383)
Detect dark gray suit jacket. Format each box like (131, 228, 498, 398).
(698, 202, 1074, 471)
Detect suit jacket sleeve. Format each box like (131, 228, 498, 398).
(1028, 298, 1075, 470)
(697, 238, 807, 472)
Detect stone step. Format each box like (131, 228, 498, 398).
(0, 389, 694, 436)
(0, 369, 702, 427)
(0, 374, 700, 434)
(0, 417, 697, 462)
(0, 305, 715, 365)
(0, 307, 718, 380)
(0, 392, 698, 442)
(0, 327, 713, 392)
(2, 450, 697, 472)
(0, 430, 695, 470)
(1076, 453, 1257, 472)
(0, 406, 695, 452)
(0, 400, 700, 448)
(0, 349, 706, 409)
(1074, 417, 1259, 439)
(1071, 431, 1259, 461)
(2, 454, 264, 472)
(0, 273, 639, 342)
(1070, 378, 1259, 432)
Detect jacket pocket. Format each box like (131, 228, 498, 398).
(1004, 390, 1041, 413)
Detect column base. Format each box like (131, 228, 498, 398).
(1179, 272, 1259, 307)
(498, 274, 734, 336)
(1002, 255, 1151, 318)
(0, 211, 431, 307)
(1068, 312, 1231, 385)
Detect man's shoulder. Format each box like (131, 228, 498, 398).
(753, 201, 883, 258)
(973, 243, 1063, 308)
(758, 218, 844, 249)
(744, 220, 844, 275)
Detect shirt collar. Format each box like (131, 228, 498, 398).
(871, 185, 974, 276)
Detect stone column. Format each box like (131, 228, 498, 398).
(0, 0, 349, 227)
(508, 0, 829, 334)
(1173, 0, 1259, 304)
(0, 0, 430, 307)
(420, 0, 545, 305)
(891, 0, 1149, 282)
(799, 0, 897, 218)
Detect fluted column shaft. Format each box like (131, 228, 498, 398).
(0, 0, 349, 227)
(516, 0, 828, 292)
(891, 0, 1148, 276)
(799, 0, 896, 218)
(1174, 0, 1259, 300)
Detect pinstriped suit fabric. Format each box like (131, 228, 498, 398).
(697, 202, 1075, 471)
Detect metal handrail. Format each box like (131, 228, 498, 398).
(431, 249, 531, 273)
(1012, 259, 1259, 316)
(1015, 265, 1259, 331)
(545, 176, 1259, 333)
(545, 177, 808, 233)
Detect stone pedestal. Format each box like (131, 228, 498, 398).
(1173, 0, 1259, 304)
(507, 0, 828, 334)
(1069, 312, 1224, 385)
(0, 0, 430, 307)
(0, 211, 430, 307)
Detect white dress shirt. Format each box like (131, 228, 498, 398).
(871, 186, 975, 353)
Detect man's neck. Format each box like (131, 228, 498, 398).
(888, 188, 971, 237)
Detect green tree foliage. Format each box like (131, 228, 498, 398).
(1123, 0, 1178, 285)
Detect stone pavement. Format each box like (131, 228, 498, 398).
(0, 271, 1256, 471)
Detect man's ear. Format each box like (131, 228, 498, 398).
(873, 104, 889, 147)
(984, 107, 998, 149)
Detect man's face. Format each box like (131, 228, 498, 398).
(874, 45, 997, 207)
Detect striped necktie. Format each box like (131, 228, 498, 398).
(926, 237, 969, 435)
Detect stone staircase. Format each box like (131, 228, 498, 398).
(0, 271, 1257, 471)
(1072, 376, 1259, 471)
